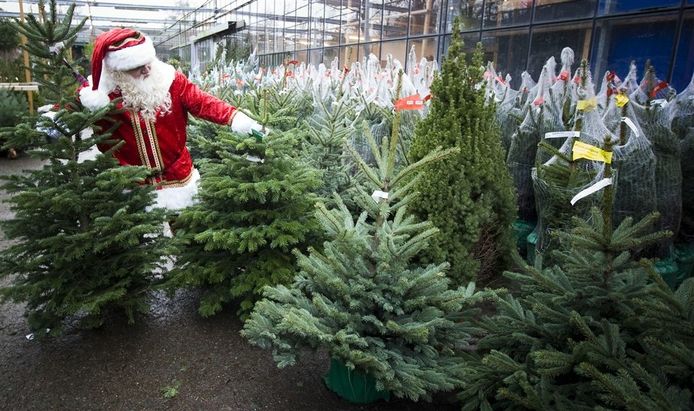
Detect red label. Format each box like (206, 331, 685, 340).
(650, 81, 669, 98)
(558, 71, 569, 81)
(394, 94, 425, 111)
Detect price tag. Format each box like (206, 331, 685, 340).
(615, 94, 629, 108)
(621, 117, 639, 137)
(545, 131, 580, 139)
(48, 42, 64, 54)
(371, 190, 389, 202)
(244, 155, 265, 163)
(577, 97, 598, 112)
(571, 178, 613, 206)
(573, 141, 613, 164)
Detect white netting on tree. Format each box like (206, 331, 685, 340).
(670, 73, 694, 240)
(531, 63, 610, 261)
(602, 93, 657, 225)
(629, 67, 681, 254)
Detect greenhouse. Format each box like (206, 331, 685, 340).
(0, 0, 693, 409)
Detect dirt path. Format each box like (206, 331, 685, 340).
(0, 157, 457, 411)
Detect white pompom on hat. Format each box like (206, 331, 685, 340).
(79, 28, 156, 111)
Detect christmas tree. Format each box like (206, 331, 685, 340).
(165, 94, 322, 318)
(242, 78, 484, 401)
(301, 97, 356, 205)
(0, 0, 168, 337)
(458, 136, 693, 409)
(531, 60, 604, 267)
(407, 20, 516, 283)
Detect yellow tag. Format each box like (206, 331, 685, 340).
(615, 94, 629, 108)
(577, 97, 598, 112)
(572, 141, 612, 164)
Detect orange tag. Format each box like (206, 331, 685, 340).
(394, 94, 425, 111)
(650, 81, 669, 98)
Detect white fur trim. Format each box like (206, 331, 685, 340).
(105, 37, 156, 72)
(152, 168, 201, 211)
(80, 83, 110, 111)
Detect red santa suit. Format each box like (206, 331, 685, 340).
(78, 28, 261, 210)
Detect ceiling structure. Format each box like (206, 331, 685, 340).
(0, 0, 213, 44)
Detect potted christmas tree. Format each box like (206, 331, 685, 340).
(242, 74, 486, 403)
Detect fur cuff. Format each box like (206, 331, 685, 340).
(79, 86, 111, 111)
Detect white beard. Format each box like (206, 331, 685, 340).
(110, 59, 173, 121)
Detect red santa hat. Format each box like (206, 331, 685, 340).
(80, 28, 156, 110)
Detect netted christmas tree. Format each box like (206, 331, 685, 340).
(165, 96, 322, 318)
(531, 60, 604, 267)
(0, 0, 169, 337)
(629, 63, 681, 255)
(241, 85, 486, 401)
(670, 73, 694, 240)
(458, 137, 694, 409)
(407, 20, 516, 283)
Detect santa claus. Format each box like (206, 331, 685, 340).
(78, 28, 263, 210)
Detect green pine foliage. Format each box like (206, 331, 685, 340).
(165, 107, 322, 318)
(459, 147, 693, 409)
(0, 0, 169, 337)
(242, 89, 486, 401)
(301, 98, 356, 205)
(407, 21, 516, 284)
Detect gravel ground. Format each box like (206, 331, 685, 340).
(0, 156, 459, 411)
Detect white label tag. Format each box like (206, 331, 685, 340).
(651, 98, 667, 107)
(621, 117, 639, 137)
(545, 131, 580, 139)
(48, 42, 64, 54)
(570, 178, 612, 206)
(244, 155, 264, 163)
(371, 190, 389, 202)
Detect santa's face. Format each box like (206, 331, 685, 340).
(111, 59, 171, 120)
(125, 63, 152, 80)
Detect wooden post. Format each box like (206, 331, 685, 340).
(18, 0, 34, 114)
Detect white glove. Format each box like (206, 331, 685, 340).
(231, 111, 265, 136)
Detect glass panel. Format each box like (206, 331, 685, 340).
(672, 11, 693, 91)
(445, 0, 483, 32)
(591, 13, 678, 91)
(481, 28, 530, 88)
(323, 46, 340, 64)
(409, 0, 441, 36)
(340, 44, 360, 67)
(342, 0, 361, 44)
(296, 49, 309, 64)
(483, 0, 532, 28)
(408, 36, 439, 63)
(325, 18, 340, 47)
(274, 19, 285, 53)
(362, 0, 383, 44)
(324, 0, 340, 47)
(295, 6, 310, 50)
(534, 0, 595, 23)
(383, 0, 409, 40)
(309, 48, 323, 64)
(598, 0, 680, 16)
(285, 25, 297, 51)
(310, 0, 324, 48)
(441, 32, 480, 57)
(380, 40, 408, 65)
(362, 42, 382, 61)
(528, 21, 591, 80)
